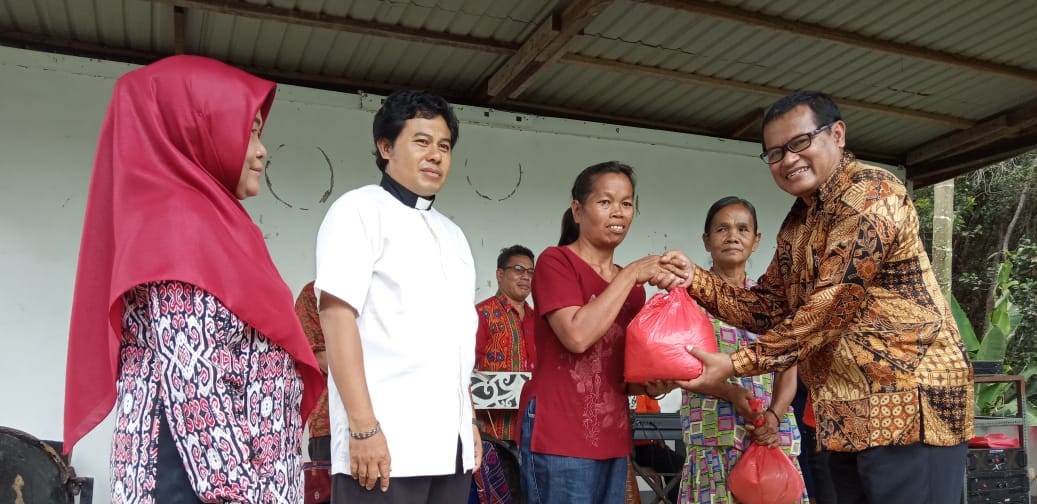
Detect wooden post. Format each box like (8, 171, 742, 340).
(174, 6, 186, 55)
(932, 178, 955, 299)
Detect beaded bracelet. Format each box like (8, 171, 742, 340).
(349, 422, 381, 440)
(765, 409, 780, 423)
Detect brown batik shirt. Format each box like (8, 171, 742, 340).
(689, 152, 973, 452)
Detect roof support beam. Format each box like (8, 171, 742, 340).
(907, 129, 1037, 188)
(726, 107, 764, 138)
(486, 0, 611, 101)
(0, 30, 456, 99)
(0, 29, 951, 170)
(504, 98, 721, 137)
(906, 98, 1037, 165)
(154, 0, 519, 55)
(643, 0, 1037, 84)
(507, 100, 898, 165)
(148, 0, 978, 129)
(173, 6, 186, 54)
(562, 54, 975, 129)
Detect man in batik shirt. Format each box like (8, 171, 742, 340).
(474, 245, 537, 443)
(672, 91, 973, 504)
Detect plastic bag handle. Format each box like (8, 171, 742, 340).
(748, 397, 766, 427)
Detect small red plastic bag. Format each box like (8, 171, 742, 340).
(624, 288, 717, 383)
(968, 433, 1020, 448)
(728, 399, 806, 504)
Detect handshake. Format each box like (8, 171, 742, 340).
(626, 250, 698, 291)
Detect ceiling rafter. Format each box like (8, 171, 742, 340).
(485, 0, 611, 101)
(561, 54, 975, 129)
(643, 0, 1037, 84)
(154, 0, 519, 55)
(906, 98, 1037, 165)
(0, 29, 901, 167)
(150, 0, 976, 130)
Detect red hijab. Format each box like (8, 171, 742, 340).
(63, 55, 324, 453)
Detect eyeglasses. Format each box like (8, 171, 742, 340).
(759, 123, 834, 164)
(502, 265, 534, 276)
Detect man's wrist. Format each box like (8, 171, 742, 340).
(348, 415, 378, 432)
(349, 421, 381, 440)
(728, 349, 752, 377)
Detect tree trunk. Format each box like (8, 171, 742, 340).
(932, 179, 955, 300)
(983, 165, 1033, 326)
(1001, 171, 1033, 257)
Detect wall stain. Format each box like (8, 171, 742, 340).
(465, 159, 524, 202)
(264, 144, 336, 210)
(264, 144, 294, 208)
(316, 146, 335, 203)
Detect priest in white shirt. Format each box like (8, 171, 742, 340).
(315, 90, 481, 503)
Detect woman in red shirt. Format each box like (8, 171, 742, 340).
(517, 161, 683, 503)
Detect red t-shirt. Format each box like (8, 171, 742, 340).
(518, 246, 646, 459)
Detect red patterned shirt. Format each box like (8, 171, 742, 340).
(111, 281, 303, 503)
(296, 281, 330, 438)
(474, 293, 535, 441)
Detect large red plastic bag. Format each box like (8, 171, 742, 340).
(624, 288, 717, 383)
(728, 399, 805, 504)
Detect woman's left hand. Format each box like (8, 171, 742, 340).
(644, 380, 678, 397)
(746, 409, 780, 447)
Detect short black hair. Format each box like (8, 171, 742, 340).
(761, 90, 842, 141)
(372, 90, 460, 171)
(496, 245, 534, 270)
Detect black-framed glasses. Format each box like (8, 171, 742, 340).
(502, 265, 534, 276)
(759, 123, 834, 164)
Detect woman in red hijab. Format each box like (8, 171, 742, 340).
(63, 55, 324, 503)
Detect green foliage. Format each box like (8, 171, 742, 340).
(1006, 240, 1037, 371)
(951, 295, 979, 353)
(915, 152, 1037, 422)
(950, 260, 1035, 421)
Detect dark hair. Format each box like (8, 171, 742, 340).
(372, 90, 460, 171)
(761, 90, 842, 141)
(558, 161, 636, 246)
(704, 196, 759, 235)
(496, 245, 535, 269)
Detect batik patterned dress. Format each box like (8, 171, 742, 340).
(110, 281, 304, 504)
(678, 280, 808, 504)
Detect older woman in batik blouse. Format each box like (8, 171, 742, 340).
(678, 197, 808, 504)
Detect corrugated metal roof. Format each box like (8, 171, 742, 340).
(2, 0, 1036, 183)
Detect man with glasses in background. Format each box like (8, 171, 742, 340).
(468, 245, 536, 503)
(474, 245, 537, 442)
(666, 90, 973, 503)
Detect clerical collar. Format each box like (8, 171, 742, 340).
(380, 172, 435, 210)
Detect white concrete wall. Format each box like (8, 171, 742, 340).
(0, 46, 903, 502)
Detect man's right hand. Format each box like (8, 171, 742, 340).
(350, 429, 391, 492)
(659, 250, 696, 288)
